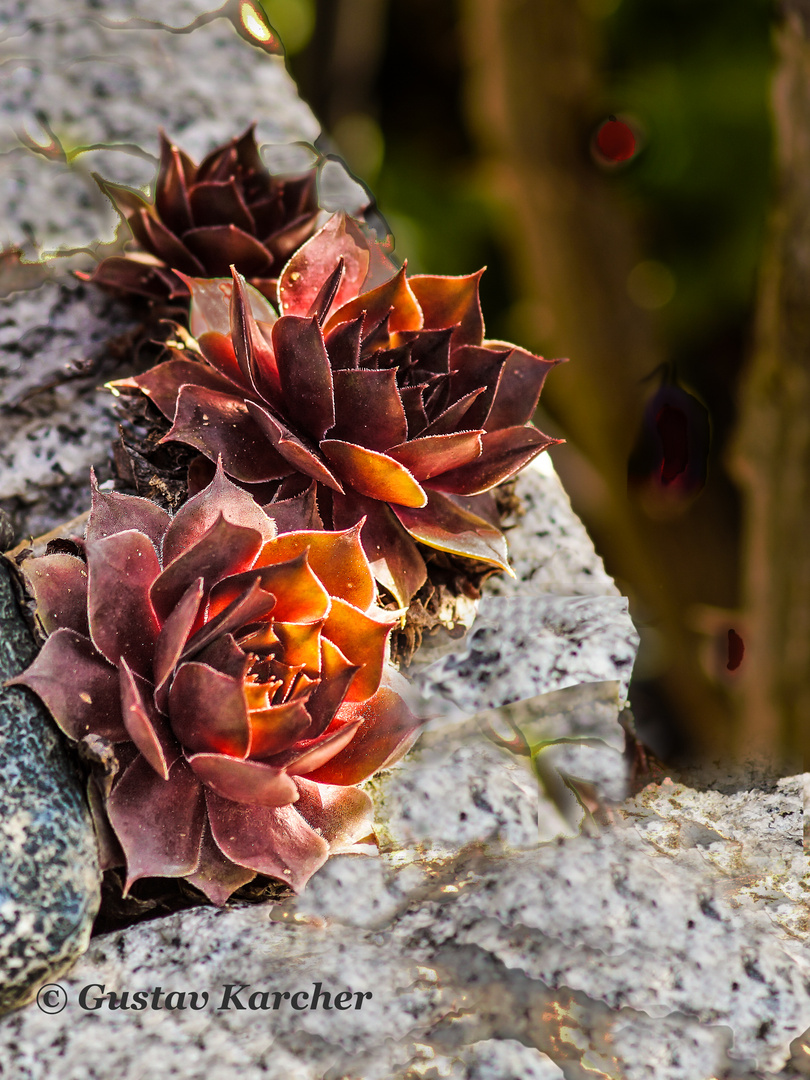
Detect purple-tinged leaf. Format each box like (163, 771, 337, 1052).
(164, 384, 291, 485)
(420, 387, 487, 437)
(135, 209, 205, 275)
(184, 820, 256, 906)
(113, 357, 244, 423)
(208, 552, 330, 625)
(393, 489, 513, 572)
(107, 756, 206, 890)
(182, 579, 276, 664)
(7, 628, 126, 742)
(263, 484, 323, 533)
(163, 459, 277, 565)
(399, 385, 428, 438)
(153, 577, 204, 713)
(170, 662, 250, 758)
(87, 469, 171, 552)
(329, 368, 408, 451)
(304, 638, 359, 737)
(22, 553, 88, 637)
(188, 752, 298, 807)
(293, 777, 375, 851)
(246, 401, 344, 492)
(230, 269, 283, 403)
(278, 212, 370, 317)
(483, 346, 565, 430)
(155, 133, 194, 236)
(196, 634, 250, 681)
(387, 431, 483, 481)
(152, 513, 263, 622)
(119, 657, 180, 780)
(86, 530, 161, 678)
(188, 178, 256, 233)
(206, 791, 329, 891)
(320, 439, 427, 507)
(272, 314, 335, 441)
(325, 314, 363, 370)
(447, 346, 509, 428)
(428, 425, 559, 495)
(183, 224, 272, 277)
(274, 720, 361, 776)
(306, 257, 344, 325)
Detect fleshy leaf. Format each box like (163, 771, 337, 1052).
(246, 401, 344, 491)
(119, 657, 179, 779)
(207, 552, 330, 624)
(112, 358, 243, 422)
(255, 522, 376, 612)
(302, 682, 422, 785)
(7, 628, 126, 742)
(278, 212, 370, 317)
(293, 777, 375, 851)
(183, 224, 272, 276)
(483, 345, 565, 430)
(248, 699, 313, 759)
(184, 820, 256, 905)
(326, 263, 422, 336)
(393, 489, 513, 573)
(107, 756, 206, 890)
(386, 431, 483, 481)
(409, 271, 485, 346)
(22, 553, 88, 637)
(320, 440, 427, 507)
(86, 530, 161, 678)
(153, 577, 205, 713)
(428, 425, 559, 495)
(163, 459, 277, 565)
(187, 752, 298, 807)
(272, 314, 335, 441)
(329, 368, 408, 451)
(87, 471, 171, 551)
(322, 598, 393, 702)
(277, 720, 361, 776)
(206, 791, 329, 892)
(164, 384, 291, 485)
(169, 661, 250, 757)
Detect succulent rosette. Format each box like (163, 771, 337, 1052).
(9, 465, 419, 903)
(113, 213, 564, 605)
(82, 126, 321, 302)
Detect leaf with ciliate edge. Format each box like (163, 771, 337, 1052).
(183, 225, 272, 277)
(187, 753, 298, 807)
(386, 431, 483, 481)
(162, 459, 277, 564)
(119, 658, 180, 780)
(150, 513, 263, 621)
(107, 756, 206, 890)
(205, 792, 330, 892)
(325, 263, 422, 337)
(7, 628, 127, 742)
(483, 346, 566, 430)
(229, 270, 282, 404)
(393, 490, 513, 573)
(207, 553, 330, 624)
(427, 425, 560, 496)
(87, 470, 172, 551)
(247, 699, 313, 759)
(169, 662, 250, 758)
(275, 720, 362, 776)
(329, 368, 408, 451)
(179, 579, 276, 663)
(164, 383, 291, 485)
(409, 271, 485, 347)
(271, 314, 335, 441)
(86, 529, 161, 679)
(246, 400, 344, 491)
(320, 439, 427, 508)
(22, 553, 88, 637)
(278, 212, 370, 318)
(113, 358, 244, 422)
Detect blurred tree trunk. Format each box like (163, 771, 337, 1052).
(729, 2, 810, 769)
(460, 0, 740, 758)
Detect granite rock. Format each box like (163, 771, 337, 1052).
(0, 776, 804, 1079)
(0, 558, 100, 1014)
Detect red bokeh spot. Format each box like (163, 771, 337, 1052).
(597, 119, 636, 163)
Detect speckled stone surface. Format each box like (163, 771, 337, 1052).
(0, 558, 99, 1014)
(0, 776, 804, 1079)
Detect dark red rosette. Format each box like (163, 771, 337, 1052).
(112, 212, 564, 604)
(81, 127, 321, 302)
(9, 464, 420, 903)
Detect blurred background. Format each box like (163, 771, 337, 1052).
(266, 0, 807, 770)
